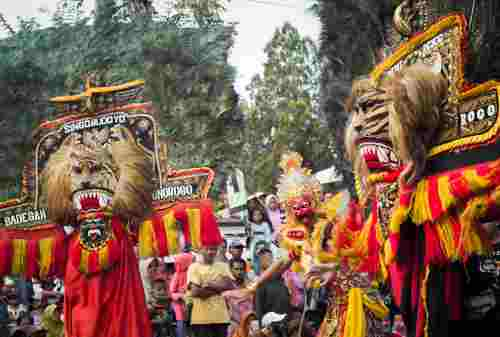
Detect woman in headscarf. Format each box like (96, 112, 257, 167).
(264, 194, 283, 234)
(170, 252, 194, 337)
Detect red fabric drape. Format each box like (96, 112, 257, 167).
(64, 218, 152, 337)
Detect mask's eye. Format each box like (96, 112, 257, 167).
(72, 165, 82, 174)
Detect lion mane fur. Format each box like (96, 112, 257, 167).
(44, 127, 154, 225)
(387, 64, 448, 183)
(345, 64, 449, 185)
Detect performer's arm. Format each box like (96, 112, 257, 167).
(254, 284, 266, 328)
(248, 255, 294, 292)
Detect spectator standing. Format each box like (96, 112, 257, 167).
(150, 277, 172, 337)
(30, 288, 43, 327)
(228, 241, 244, 261)
(187, 241, 235, 337)
(15, 278, 33, 317)
(248, 209, 272, 276)
(228, 258, 248, 288)
(228, 241, 254, 277)
(223, 258, 253, 337)
(41, 302, 64, 337)
(0, 280, 10, 337)
(264, 194, 288, 259)
(170, 252, 194, 337)
(254, 248, 290, 328)
(217, 240, 229, 263)
(264, 194, 283, 234)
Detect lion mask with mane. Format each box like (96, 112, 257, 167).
(41, 125, 154, 228)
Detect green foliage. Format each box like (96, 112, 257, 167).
(240, 22, 330, 193)
(144, 23, 242, 171)
(0, 0, 238, 201)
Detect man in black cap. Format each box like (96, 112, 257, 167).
(228, 241, 245, 261)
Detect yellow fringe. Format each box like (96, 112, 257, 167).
(98, 244, 109, 270)
(164, 210, 178, 255)
(411, 180, 431, 225)
(39, 238, 54, 278)
(383, 239, 395, 267)
(139, 220, 155, 257)
(355, 174, 365, 202)
(11, 239, 27, 275)
(379, 253, 389, 282)
(437, 175, 454, 216)
(186, 208, 201, 249)
(458, 196, 489, 254)
(389, 205, 409, 234)
(435, 217, 456, 260)
(463, 169, 491, 193)
(465, 230, 486, 256)
(353, 215, 373, 256)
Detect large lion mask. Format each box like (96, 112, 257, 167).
(346, 63, 449, 187)
(41, 125, 154, 227)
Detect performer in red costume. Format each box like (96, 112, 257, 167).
(63, 196, 152, 337)
(0, 80, 223, 337)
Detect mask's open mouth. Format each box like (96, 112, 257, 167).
(356, 138, 400, 171)
(72, 189, 113, 211)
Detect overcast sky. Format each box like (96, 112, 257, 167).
(1, 0, 320, 99)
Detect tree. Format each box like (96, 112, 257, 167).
(0, 0, 238, 201)
(144, 24, 243, 173)
(311, 0, 392, 196)
(240, 22, 329, 193)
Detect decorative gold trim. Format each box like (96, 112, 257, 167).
(49, 80, 145, 103)
(371, 14, 500, 157)
(371, 15, 465, 88)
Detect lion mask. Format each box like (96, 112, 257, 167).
(41, 125, 154, 226)
(345, 63, 449, 186)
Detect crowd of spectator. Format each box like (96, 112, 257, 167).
(1, 191, 498, 337)
(0, 277, 64, 337)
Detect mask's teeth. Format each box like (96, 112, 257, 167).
(389, 151, 398, 163)
(73, 198, 81, 210)
(377, 146, 389, 163)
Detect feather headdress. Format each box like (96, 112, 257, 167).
(276, 152, 321, 209)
